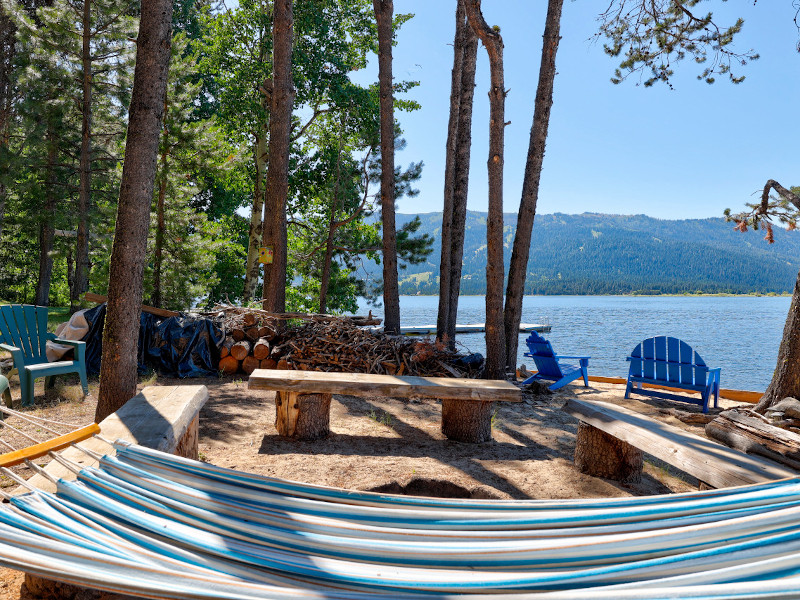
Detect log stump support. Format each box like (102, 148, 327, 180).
(574, 421, 643, 483)
(275, 391, 331, 440)
(441, 400, 494, 443)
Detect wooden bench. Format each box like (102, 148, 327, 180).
(625, 336, 721, 413)
(564, 398, 796, 489)
(19, 385, 208, 495)
(248, 369, 521, 443)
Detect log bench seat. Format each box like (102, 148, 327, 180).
(248, 369, 522, 443)
(564, 398, 796, 489)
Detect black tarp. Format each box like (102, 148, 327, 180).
(81, 304, 224, 377)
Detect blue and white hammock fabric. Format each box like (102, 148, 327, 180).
(3, 439, 800, 599)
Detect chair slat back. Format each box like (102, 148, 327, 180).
(630, 336, 709, 387)
(524, 332, 564, 379)
(0, 304, 49, 363)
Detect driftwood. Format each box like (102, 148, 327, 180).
(659, 408, 717, 425)
(706, 408, 800, 470)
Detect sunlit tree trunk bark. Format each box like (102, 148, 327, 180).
(373, 0, 400, 334)
(437, 0, 477, 349)
(445, 18, 477, 348)
(243, 131, 268, 301)
(96, 0, 173, 423)
(261, 0, 294, 312)
(152, 124, 168, 308)
(0, 8, 13, 240)
(35, 127, 58, 306)
(465, 0, 505, 378)
(73, 0, 93, 306)
(503, 0, 563, 372)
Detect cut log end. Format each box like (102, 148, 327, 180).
(219, 355, 240, 375)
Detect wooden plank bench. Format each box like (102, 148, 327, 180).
(564, 398, 796, 489)
(625, 336, 721, 413)
(18, 385, 208, 495)
(248, 369, 521, 443)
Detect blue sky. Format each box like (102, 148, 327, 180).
(354, 2, 800, 219)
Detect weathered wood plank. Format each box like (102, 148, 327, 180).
(249, 369, 521, 402)
(564, 399, 795, 489)
(19, 385, 208, 494)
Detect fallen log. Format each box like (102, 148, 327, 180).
(220, 338, 234, 359)
(706, 408, 800, 471)
(84, 292, 179, 319)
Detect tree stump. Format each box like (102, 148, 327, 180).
(574, 422, 643, 483)
(441, 400, 494, 443)
(275, 391, 331, 440)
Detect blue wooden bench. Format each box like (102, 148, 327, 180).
(522, 331, 590, 391)
(0, 305, 88, 407)
(625, 336, 720, 413)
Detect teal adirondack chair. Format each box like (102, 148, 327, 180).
(522, 331, 590, 391)
(0, 305, 88, 407)
(0, 374, 10, 412)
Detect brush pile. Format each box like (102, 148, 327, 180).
(209, 305, 482, 378)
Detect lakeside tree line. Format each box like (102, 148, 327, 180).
(0, 0, 431, 315)
(2, 0, 800, 414)
(390, 212, 800, 296)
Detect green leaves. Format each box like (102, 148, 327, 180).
(598, 1, 758, 87)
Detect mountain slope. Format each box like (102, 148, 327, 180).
(385, 212, 800, 295)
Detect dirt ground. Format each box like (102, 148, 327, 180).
(0, 372, 752, 599)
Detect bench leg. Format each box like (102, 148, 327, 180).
(441, 400, 494, 443)
(574, 422, 643, 483)
(275, 391, 332, 441)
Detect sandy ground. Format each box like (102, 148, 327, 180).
(0, 373, 751, 599)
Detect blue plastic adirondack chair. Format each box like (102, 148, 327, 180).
(522, 331, 590, 391)
(625, 336, 720, 413)
(0, 305, 88, 407)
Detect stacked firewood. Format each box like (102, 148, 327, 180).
(212, 306, 481, 378)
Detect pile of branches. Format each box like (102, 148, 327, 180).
(207, 305, 481, 378)
(270, 320, 481, 378)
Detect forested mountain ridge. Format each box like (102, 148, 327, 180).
(385, 212, 800, 295)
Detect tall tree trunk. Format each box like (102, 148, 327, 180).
(465, 0, 505, 378)
(243, 131, 268, 300)
(261, 0, 294, 312)
(35, 127, 58, 306)
(503, 0, 564, 372)
(96, 0, 173, 423)
(373, 0, 400, 334)
(436, 0, 467, 346)
(318, 131, 345, 315)
(73, 0, 93, 306)
(152, 131, 168, 308)
(757, 268, 800, 412)
(0, 7, 13, 240)
(445, 16, 478, 349)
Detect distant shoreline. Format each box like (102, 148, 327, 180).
(398, 292, 793, 298)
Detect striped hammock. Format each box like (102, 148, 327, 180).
(2, 439, 800, 599)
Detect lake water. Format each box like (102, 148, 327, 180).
(355, 295, 792, 392)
